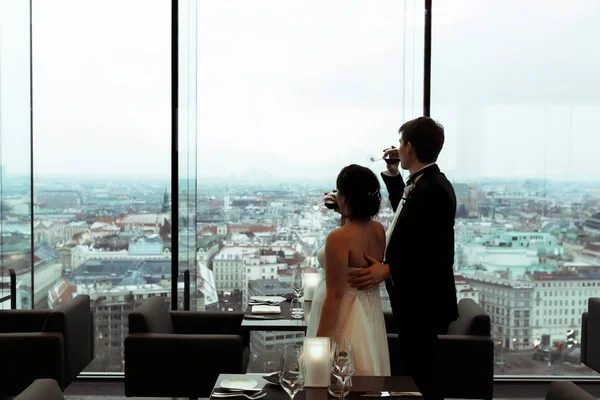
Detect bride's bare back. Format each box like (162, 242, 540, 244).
(337, 220, 386, 269)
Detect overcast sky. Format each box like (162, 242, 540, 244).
(1, 0, 599, 182)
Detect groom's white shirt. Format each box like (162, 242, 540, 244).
(384, 163, 435, 253)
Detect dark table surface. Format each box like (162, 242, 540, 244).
(241, 300, 312, 332)
(211, 374, 421, 400)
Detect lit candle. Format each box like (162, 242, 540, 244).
(303, 337, 331, 387)
(303, 272, 320, 301)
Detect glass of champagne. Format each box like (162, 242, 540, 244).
(279, 345, 305, 400)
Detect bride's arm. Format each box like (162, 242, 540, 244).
(316, 229, 349, 338)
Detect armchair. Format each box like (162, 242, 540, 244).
(124, 296, 247, 398)
(0, 295, 93, 396)
(581, 297, 600, 373)
(386, 298, 493, 400)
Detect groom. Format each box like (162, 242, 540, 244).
(348, 117, 458, 400)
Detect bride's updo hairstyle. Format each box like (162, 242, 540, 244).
(336, 164, 381, 221)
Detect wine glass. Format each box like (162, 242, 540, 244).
(309, 198, 322, 212)
(290, 298, 304, 319)
(367, 154, 401, 167)
(292, 269, 303, 298)
(331, 337, 357, 400)
(327, 337, 349, 398)
(279, 345, 305, 400)
(323, 190, 339, 210)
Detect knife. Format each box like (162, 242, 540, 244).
(360, 391, 422, 397)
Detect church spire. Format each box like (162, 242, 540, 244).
(161, 186, 170, 213)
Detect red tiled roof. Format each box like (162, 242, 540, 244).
(584, 243, 600, 253)
(48, 279, 78, 306)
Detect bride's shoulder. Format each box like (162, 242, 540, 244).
(368, 220, 385, 234)
(325, 226, 351, 246)
(326, 226, 347, 239)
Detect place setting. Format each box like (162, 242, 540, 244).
(211, 377, 268, 399)
(210, 336, 422, 400)
(244, 295, 288, 320)
(272, 338, 422, 399)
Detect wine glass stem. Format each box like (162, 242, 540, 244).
(340, 381, 346, 400)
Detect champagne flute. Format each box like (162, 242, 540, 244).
(279, 345, 305, 400)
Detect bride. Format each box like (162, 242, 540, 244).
(305, 164, 390, 376)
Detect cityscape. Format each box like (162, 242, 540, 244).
(1, 172, 600, 376)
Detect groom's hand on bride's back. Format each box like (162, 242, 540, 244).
(347, 255, 390, 290)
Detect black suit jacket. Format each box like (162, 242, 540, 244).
(382, 164, 458, 332)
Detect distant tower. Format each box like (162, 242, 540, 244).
(223, 191, 231, 223)
(224, 191, 231, 211)
(161, 186, 170, 213)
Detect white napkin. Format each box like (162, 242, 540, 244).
(252, 305, 281, 314)
(250, 296, 286, 303)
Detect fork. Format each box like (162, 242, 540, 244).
(212, 390, 266, 399)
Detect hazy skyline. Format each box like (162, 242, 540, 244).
(1, 0, 600, 182)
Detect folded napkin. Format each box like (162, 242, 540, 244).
(250, 296, 286, 303)
(252, 305, 281, 314)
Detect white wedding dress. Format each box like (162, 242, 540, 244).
(305, 245, 391, 376)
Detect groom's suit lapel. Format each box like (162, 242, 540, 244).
(390, 164, 440, 244)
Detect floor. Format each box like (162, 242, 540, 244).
(62, 379, 600, 399)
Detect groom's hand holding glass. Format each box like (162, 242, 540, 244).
(382, 146, 401, 176)
(347, 255, 390, 290)
(347, 144, 400, 290)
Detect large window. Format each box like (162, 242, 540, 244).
(31, 0, 174, 372)
(0, 0, 32, 310)
(194, 0, 421, 372)
(433, 0, 600, 376)
(2, 0, 600, 379)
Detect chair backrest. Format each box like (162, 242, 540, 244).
(129, 295, 174, 334)
(545, 381, 595, 400)
(42, 294, 92, 384)
(170, 311, 244, 335)
(446, 298, 490, 336)
(0, 310, 51, 333)
(583, 298, 600, 373)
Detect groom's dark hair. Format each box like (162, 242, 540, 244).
(336, 164, 381, 220)
(399, 116, 445, 163)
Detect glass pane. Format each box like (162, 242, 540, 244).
(0, 0, 32, 310)
(33, 0, 172, 372)
(179, 0, 199, 310)
(433, 0, 600, 376)
(194, 0, 420, 370)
